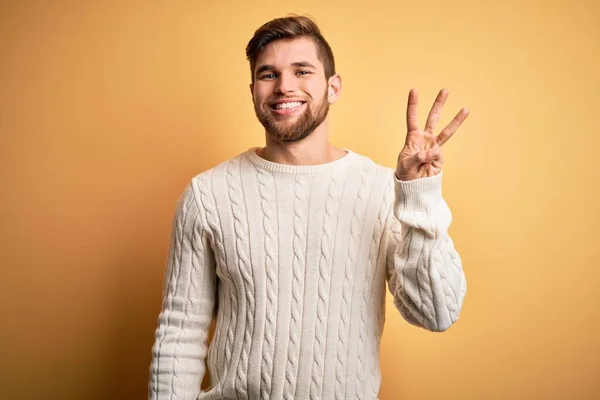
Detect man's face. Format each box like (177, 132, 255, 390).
(250, 37, 339, 143)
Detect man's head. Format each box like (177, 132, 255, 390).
(246, 15, 341, 143)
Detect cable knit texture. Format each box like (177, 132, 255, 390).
(149, 147, 467, 400)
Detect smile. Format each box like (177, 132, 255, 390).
(270, 101, 306, 115)
(273, 101, 303, 110)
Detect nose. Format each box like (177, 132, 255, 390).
(274, 71, 296, 94)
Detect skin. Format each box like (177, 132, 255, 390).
(396, 89, 470, 181)
(250, 37, 345, 166)
(249, 37, 469, 180)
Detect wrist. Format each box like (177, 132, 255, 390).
(394, 172, 443, 213)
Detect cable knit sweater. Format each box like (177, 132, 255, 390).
(148, 147, 466, 400)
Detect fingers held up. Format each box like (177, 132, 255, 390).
(405, 88, 470, 147)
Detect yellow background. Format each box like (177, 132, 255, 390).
(2, 1, 599, 399)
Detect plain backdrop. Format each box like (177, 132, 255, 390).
(1, 1, 599, 399)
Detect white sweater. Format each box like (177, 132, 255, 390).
(148, 147, 466, 400)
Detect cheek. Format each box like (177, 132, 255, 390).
(305, 80, 328, 99)
(254, 86, 272, 104)
(251, 92, 265, 107)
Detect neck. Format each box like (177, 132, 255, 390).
(258, 121, 347, 166)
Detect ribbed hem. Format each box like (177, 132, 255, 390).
(244, 147, 358, 175)
(394, 171, 443, 214)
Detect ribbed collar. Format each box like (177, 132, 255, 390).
(244, 147, 358, 175)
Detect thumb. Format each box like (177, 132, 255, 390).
(412, 147, 441, 166)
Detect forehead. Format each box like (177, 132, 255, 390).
(256, 37, 322, 70)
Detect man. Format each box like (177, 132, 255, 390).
(148, 14, 468, 400)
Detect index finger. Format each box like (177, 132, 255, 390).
(406, 89, 419, 132)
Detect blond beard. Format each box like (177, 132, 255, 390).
(255, 91, 329, 143)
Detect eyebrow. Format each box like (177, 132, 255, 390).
(255, 61, 317, 75)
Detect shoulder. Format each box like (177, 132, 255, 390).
(347, 150, 397, 209)
(171, 149, 249, 210)
(188, 148, 252, 189)
(349, 149, 396, 181)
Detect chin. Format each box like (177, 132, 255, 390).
(270, 128, 314, 144)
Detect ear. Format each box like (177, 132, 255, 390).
(249, 82, 254, 96)
(327, 74, 342, 104)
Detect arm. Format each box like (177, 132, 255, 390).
(148, 181, 217, 399)
(386, 88, 469, 331)
(385, 171, 466, 332)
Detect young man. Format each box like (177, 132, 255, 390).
(148, 15, 468, 400)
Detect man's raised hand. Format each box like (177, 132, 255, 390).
(395, 89, 469, 181)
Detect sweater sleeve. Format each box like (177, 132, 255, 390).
(385, 171, 466, 332)
(148, 181, 217, 399)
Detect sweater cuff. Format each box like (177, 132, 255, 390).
(394, 171, 443, 215)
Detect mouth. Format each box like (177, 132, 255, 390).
(269, 101, 306, 116)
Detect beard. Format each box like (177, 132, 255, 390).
(254, 91, 329, 143)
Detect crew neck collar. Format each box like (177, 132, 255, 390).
(244, 147, 357, 175)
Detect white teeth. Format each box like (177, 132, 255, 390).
(274, 102, 303, 110)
